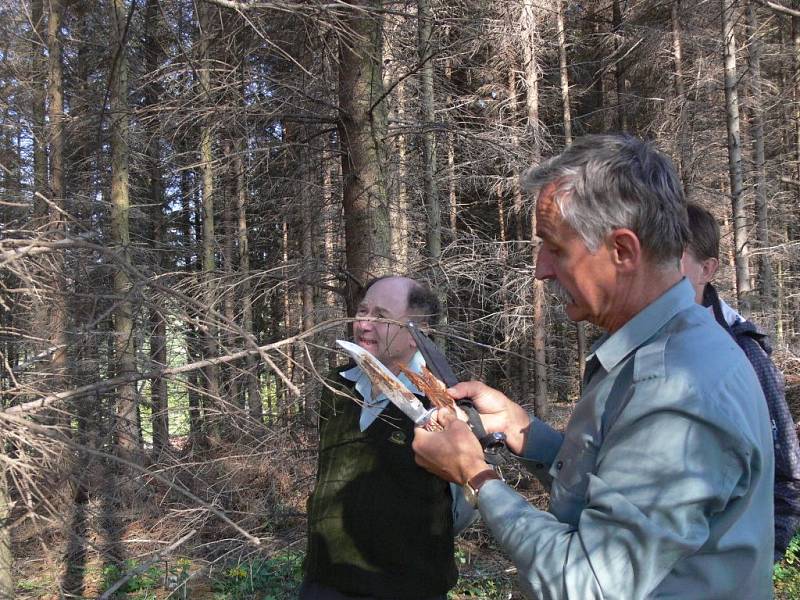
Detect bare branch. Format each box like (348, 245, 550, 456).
(3, 319, 350, 415)
(0, 412, 261, 545)
(752, 0, 800, 17)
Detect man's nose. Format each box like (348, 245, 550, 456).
(534, 248, 554, 280)
(355, 315, 373, 329)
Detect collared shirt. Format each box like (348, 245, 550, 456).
(341, 350, 477, 535)
(478, 278, 775, 599)
(341, 351, 426, 432)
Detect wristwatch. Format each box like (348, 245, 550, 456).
(463, 468, 503, 508)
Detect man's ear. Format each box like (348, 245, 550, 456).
(701, 257, 719, 283)
(409, 318, 431, 334)
(608, 228, 642, 272)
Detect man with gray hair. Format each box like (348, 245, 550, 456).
(413, 135, 774, 599)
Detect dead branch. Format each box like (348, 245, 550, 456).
(4, 318, 350, 415)
(753, 0, 800, 18)
(0, 411, 261, 545)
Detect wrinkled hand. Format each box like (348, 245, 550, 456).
(413, 420, 488, 486)
(447, 381, 531, 454)
(423, 404, 468, 431)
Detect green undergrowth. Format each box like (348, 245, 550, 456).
(22, 536, 800, 599)
(15, 572, 53, 597)
(211, 551, 303, 599)
(100, 557, 191, 598)
(449, 546, 517, 599)
(774, 534, 800, 600)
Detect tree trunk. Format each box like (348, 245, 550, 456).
(222, 149, 240, 411)
(45, 0, 69, 423)
(47, 0, 64, 223)
(555, 1, 586, 384)
(281, 219, 296, 412)
(394, 77, 410, 270)
(384, 17, 409, 272)
(672, 0, 693, 189)
(0, 452, 11, 600)
(777, 245, 785, 343)
(322, 132, 342, 371)
(234, 144, 262, 425)
(31, 0, 47, 222)
(556, 0, 572, 145)
(446, 135, 457, 235)
(110, 0, 142, 460)
(144, 0, 169, 455)
(612, 0, 628, 131)
(300, 157, 318, 416)
(506, 63, 529, 404)
(198, 0, 222, 433)
(496, 173, 512, 394)
(722, 0, 752, 315)
(445, 52, 457, 235)
(792, 17, 800, 339)
(521, 0, 548, 418)
(338, 0, 391, 313)
(791, 16, 800, 336)
(181, 161, 204, 443)
(794, 16, 800, 187)
(745, 0, 774, 316)
(419, 0, 440, 264)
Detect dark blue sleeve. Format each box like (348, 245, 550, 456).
(736, 334, 800, 559)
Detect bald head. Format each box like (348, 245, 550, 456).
(360, 276, 440, 324)
(354, 276, 440, 371)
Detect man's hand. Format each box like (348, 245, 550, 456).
(423, 404, 468, 431)
(412, 420, 488, 486)
(447, 381, 531, 454)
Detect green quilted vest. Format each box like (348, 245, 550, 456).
(304, 368, 458, 598)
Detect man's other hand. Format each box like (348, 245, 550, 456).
(424, 404, 468, 431)
(412, 420, 487, 486)
(446, 381, 531, 454)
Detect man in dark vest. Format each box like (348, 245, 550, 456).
(682, 202, 800, 561)
(300, 276, 474, 600)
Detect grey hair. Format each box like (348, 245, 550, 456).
(522, 134, 689, 264)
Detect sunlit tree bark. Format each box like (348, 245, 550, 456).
(198, 0, 222, 434)
(419, 0, 440, 264)
(612, 0, 628, 131)
(383, 16, 409, 272)
(722, 0, 753, 315)
(0, 454, 11, 600)
(672, 0, 693, 189)
(745, 0, 774, 315)
(110, 0, 142, 459)
(31, 0, 47, 222)
(234, 143, 262, 424)
(338, 0, 391, 312)
(521, 0, 548, 418)
(145, 0, 169, 455)
(45, 0, 69, 416)
(554, 0, 585, 383)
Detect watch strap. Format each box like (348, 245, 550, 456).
(467, 468, 501, 494)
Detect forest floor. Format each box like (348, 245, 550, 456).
(10, 388, 800, 599)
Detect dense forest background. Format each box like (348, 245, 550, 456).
(2, 0, 800, 597)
